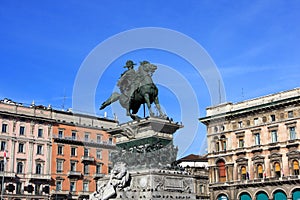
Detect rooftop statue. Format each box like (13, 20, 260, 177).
(100, 60, 165, 120)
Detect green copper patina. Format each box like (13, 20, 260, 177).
(100, 60, 165, 120)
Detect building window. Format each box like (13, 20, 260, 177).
(241, 166, 247, 180)
(214, 126, 218, 133)
(97, 134, 102, 143)
(70, 181, 76, 192)
(71, 147, 76, 156)
(38, 128, 43, 137)
(36, 163, 42, 174)
(254, 133, 260, 145)
(19, 126, 25, 135)
(58, 130, 63, 138)
(0, 141, 6, 151)
(84, 163, 89, 175)
(0, 160, 4, 172)
(37, 145, 43, 154)
(18, 143, 24, 153)
(16, 182, 22, 194)
(83, 182, 89, 192)
(17, 162, 23, 173)
(84, 133, 89, 142)
(1, 124, 8, 133)
(271, 130, 278, 143)
(257, 164, 263, 178)
(217, 160, 226, 182)
(56, 180, 62, 191)
(57, 145, 63, 155)
(84, 148, 89, 157)
(96, 164, 102, 174)
(220, 135, 226, 151)
(288, 111, 294, 118)
(270, 114, 276, 122)
(108, 138, 113, 145)
(293, 160, 299, 175)
(56, 160, 63, 173)
(238, 121, 243, 128)
(274, 162, 281, 178)
(96, 150, 102, 159)
(71, 131, 76, 140)
(289, 127, 296, 140)
(254, 118, 259, 125)
(70, 161, 76, 172)
(215, 142, 219, 152)
(238, 138, 244, 148)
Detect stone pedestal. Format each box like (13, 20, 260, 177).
(91, 117, 197, 200)
(99, 169, 195, 200)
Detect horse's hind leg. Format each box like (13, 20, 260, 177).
(100, 92, 120, 110)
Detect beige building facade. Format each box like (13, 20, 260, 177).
(200, 88, 300, 200)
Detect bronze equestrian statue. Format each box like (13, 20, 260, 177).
(100, 60, 165, 120)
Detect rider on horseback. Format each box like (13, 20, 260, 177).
(118, 60, 137, 99)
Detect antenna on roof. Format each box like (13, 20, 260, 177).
(62, 88, 66, 111)
(218, 79, 221, 104)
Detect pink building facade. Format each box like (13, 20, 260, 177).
(0, 99, 53, 199)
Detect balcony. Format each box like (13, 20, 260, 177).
(29, 173, 51, 181)
(81, 156, 94, 163)
(209, 175, 300, 189)
(53, 134, 116, 149)
(51, 190, 69, 195)
(67, 171, 82, 178)
(0, 171, 15, 178)
(93, 173, 105, 179)
(78, 191, 91, 197)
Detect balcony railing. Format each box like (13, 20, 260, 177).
(210, 175, 300, 187)
(29, 173, 51, 180)
(93, 173, 105, 179)
(51, 190, 69, 195)
(53, 134, 115, 146)
(81, 156, 94, 162)
(67, 171, 82, 177)
(0, 171, 15, 178)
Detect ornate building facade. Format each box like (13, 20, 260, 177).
(199, 88, 300, 200)
(0, 98, 117, 200)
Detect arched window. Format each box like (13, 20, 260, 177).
(241, 166, 247, 180)
(17, 162, 23, 174)
(0, 160, 4, 172)
(36, 163, 42, 174)
(293, 160, 299, 175)
(215, 142, 219, 152)
(274, 162, 281, 178)
(217, 194, 228, 200)
(257, 164, 263, 178)
(220, 135, 227, 151)
(274, 190, 287, 200)
(217, 160, 226, 182)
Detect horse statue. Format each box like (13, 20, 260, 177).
(100, 60, 165, 120)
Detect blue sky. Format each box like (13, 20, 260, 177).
(1, 1, 300, 158)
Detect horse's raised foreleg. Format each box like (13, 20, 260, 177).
(144, 93, 154, 117)
(100, 92, 120, 110)
(154, 97, 166, 117)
